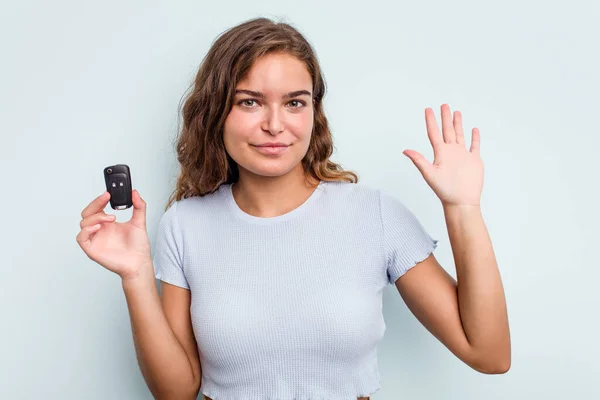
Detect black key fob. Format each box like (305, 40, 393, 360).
(103, 164, 133, 210)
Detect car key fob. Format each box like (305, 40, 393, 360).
(103, 164, 133, 210)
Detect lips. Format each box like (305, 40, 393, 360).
(252, 144, 290, 155)
(254, 143, 289, 147)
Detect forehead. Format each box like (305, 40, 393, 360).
(237, 53, 312, 91)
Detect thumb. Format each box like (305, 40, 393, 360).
(131, 189, 147, 228)
(403, 150, 432, 177)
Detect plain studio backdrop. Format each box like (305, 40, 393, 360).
(1, 1, 598, 399)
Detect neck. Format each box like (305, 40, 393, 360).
(232, 168, 320, 218)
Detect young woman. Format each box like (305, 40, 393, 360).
(76, 17, 510, 400)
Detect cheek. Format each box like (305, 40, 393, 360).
(289, 111, 314, 140)
(223, 113, 251, 148)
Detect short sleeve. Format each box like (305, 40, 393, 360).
(379, 189, 439, 284)
(152, 201, 190, 289)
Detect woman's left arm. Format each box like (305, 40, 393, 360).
(445, 203, 510, 371)
(394, 206, 510, 374)
(396, 104, 510, 374)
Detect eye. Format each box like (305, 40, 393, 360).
(288, 100, 306, 108)
(238, 99, 258, 108)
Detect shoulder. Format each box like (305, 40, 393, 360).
(318, 180, 390, 222)
(158, 185, 230, 230)
(171, 184, 229, 213)
(322, 180, 409, 212)
(321, 180, 380, 201)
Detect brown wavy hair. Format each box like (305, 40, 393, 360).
(165, 16, 358, 211)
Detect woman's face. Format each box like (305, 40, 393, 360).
(223, 52, 314, 180)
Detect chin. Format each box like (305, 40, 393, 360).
(244, 163, 297, 178)
(235, 155, 303, 178)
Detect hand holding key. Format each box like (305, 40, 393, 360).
(76, 190, 152, 281)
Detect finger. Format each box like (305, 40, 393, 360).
(453, 110, 465, 145)
(470, 128, 481, 153)
(81, 192, 111, 219)
(76, 223, 102, 250)
(403, 149, 433, 179)
(425, 108, 443, 148)
(130, 190, 147, 228)
(441, 104, 456, 144)
(80, 212, 116, 229)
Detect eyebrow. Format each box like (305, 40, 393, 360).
(234, 89, 312, 99)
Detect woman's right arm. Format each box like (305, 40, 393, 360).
(121, 266, 201, 400)
(76, 190, 201, 399)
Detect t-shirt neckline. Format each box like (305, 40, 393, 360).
(225, 180, 325, 224)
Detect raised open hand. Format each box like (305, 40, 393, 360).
(403, 104, 484, 207)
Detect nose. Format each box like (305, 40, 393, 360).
(261, 107, 284, 136)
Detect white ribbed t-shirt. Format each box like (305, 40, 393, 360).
(152, 180, 438, 399)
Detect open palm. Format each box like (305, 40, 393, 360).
(403, 104, 484, 207)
